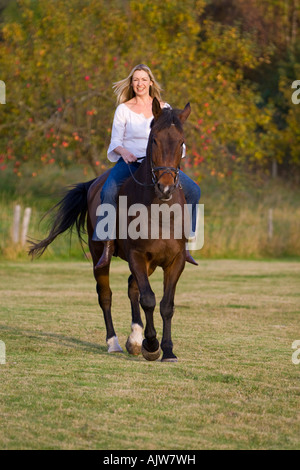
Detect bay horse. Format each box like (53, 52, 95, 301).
(29, 98, 193, 362)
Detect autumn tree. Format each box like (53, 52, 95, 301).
(0, 0, 297, 184)
(200, 0, 300, 176)
(0, 0, 132, 175)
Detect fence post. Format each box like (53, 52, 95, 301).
(271, 160, 278, 179)
(21, 207, 32, 246)
(268, 209, 273, 241)
(12, 204, 21, 243)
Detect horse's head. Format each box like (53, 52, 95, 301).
(149, 98, 191, 202)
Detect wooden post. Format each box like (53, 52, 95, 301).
(272, 160, 278, 179)
(268, 209, 273, 241)
(21, 207, 32, 246)
(12, 204, 21, 243)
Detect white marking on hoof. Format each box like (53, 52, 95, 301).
(107, 336, 123, 353)
(126, 323, 143, 355)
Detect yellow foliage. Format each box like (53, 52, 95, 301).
(0, 0, 298, 178)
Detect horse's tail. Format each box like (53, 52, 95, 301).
(28, 178, 96, 258)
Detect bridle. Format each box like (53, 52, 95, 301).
(127, 134, 181, 189)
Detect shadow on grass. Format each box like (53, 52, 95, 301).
(0, 324, 107, 354)
(0, 324, 148, 362)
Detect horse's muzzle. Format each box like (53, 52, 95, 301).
(155, 183, 176, 201)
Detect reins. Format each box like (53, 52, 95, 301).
(127, 157, 156, 188)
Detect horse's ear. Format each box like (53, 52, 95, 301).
(152, 97, 163, 120)
(179, 103, 191, 123)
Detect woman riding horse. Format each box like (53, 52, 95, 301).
(28, 65, 201, 361)
(93, 64, 201, 270)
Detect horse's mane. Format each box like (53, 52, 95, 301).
(150, 107, 183, 132)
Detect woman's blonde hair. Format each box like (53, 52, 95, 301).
(112, 64, 163, 105)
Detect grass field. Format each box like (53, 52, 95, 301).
(0, 259, 299, 450)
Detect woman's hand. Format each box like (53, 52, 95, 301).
(120, 149, 137, 164)
(113, 146, 137, 164)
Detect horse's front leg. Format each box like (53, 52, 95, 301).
(128, 253, 160, 361)
(160, 252, 186, 362)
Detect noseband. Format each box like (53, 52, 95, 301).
(151, 164, 180, 186)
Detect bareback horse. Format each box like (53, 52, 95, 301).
(29, 98, 193, 362)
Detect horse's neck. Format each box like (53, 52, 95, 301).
(139, 157, 153, 185)
(123, 159, 155, 206)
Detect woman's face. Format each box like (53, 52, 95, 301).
(131, 70, 153, 98)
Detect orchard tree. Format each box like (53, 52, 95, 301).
(0, 0, 132, 176)
(0, 0, 295, 184)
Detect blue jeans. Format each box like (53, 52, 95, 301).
(93, 158, 201, 240)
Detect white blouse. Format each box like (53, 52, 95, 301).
(107, 102, 171, 162)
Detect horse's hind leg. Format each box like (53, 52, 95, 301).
(125, 275, 143, 355)
(94, 265, 123, 353)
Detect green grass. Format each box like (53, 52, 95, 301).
(0, 259, 299, 449)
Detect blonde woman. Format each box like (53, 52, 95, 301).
(94, 64, 201, 269)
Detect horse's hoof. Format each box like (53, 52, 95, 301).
(161, 351, 178, 362)
(107, 336, 123, 353)
(126, 323, 143, 356)
(141, 344, 161, 361)
(161, 356, 178, 363)
(126, 339, 142, 356)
